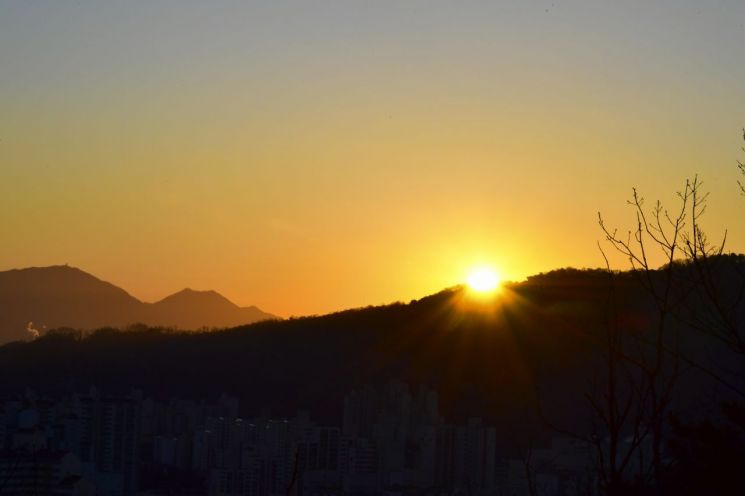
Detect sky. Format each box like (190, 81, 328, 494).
(2, 1, 744, 317)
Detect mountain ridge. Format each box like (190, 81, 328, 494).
(0, 265, 278, 344)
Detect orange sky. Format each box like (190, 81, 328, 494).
(2, 2, 744, 316)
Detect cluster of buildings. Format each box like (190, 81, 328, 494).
(0, 383, 597, 495)
(0, 389, 138, 495)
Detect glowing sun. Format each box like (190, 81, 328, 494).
(466, 267, 502, 293)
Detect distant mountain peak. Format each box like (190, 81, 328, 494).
(172, 287, 221, 297)
(8, 264, 92, 277)
(0, 266, 278, 343)
(157, 287, 234, 305)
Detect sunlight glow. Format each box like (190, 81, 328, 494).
(466, 267, 501, 293)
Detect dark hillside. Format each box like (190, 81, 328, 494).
(0, 259, 742, 445)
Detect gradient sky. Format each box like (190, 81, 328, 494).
(2, 1, 744, 317)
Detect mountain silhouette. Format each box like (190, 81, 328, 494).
(147, 288, 274, 330)
(0, 265, 277, 344)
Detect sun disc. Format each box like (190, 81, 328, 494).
(466, 267, 501, 293)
